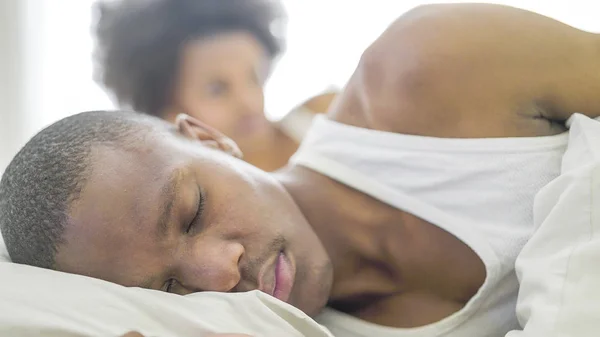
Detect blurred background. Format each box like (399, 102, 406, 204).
(0, 0, 599, 173)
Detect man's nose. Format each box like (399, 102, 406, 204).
(178, 237, 244, 293)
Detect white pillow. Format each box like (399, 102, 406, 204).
(0, 262, 333, 337)
(507, 114, 600, 337)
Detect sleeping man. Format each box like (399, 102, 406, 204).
(2, 3, 600, 337)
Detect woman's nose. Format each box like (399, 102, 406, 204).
(237, 87, 263, 116)
(178, 238, 244, 293)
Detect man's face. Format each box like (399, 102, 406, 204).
(54, 123, 332, 316)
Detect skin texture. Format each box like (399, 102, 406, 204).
(163, 31, 298, 171)
(53, 3, 600, 330)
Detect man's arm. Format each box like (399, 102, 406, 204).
(333, 3, 600, 137)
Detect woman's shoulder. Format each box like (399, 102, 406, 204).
(276, 90, 338, 143)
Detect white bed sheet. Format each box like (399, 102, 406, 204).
(506, 114, 600, 337)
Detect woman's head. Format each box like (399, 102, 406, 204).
(94, 0, 285, 144)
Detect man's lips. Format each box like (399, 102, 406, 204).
(273, 252, 294, 302)
(258, 251, 295, 302)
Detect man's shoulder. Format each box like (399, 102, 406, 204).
(331, 3, 580, 137)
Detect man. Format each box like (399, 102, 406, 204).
(2, 3, 600, 337)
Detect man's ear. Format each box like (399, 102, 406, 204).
(175, 114, 243, 158)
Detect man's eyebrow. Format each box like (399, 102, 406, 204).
(156, 169, 184, 238)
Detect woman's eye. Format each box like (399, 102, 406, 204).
(206, 81, 228, 97)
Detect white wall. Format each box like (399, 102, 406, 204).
(1, 1, 600, 173)
(0, 0, 27, 174)
(0, 0, 113, 174)
(266, 0, 600, 116)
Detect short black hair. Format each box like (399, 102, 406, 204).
(93, 0, 286, 116)
(0, 111, 163, 268)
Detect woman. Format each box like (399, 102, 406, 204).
(94, 0, 333, 171)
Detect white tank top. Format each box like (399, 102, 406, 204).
(290, 116, 569, 337)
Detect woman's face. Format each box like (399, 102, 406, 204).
(170, 31, 273, 149)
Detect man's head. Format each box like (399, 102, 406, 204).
(0, 111, 331, 315)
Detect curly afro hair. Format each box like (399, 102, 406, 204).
(93, 0, 286, 116)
